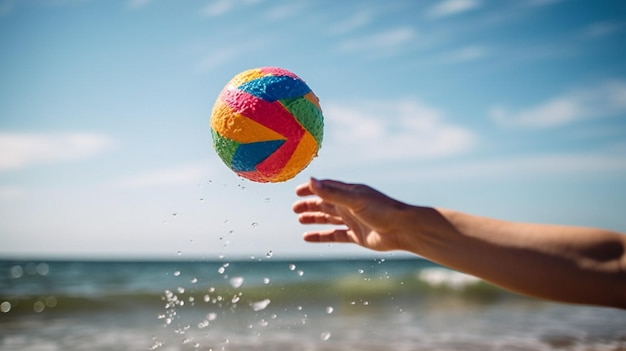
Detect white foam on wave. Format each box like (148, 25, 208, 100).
(417, 267, 481, 290)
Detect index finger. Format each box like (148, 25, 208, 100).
(295, 180, 314, 196)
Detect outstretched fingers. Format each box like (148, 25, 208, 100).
(298, 212, 345, 225)
(303, 229, 354, 243)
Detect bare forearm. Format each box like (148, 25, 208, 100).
(401, 206, 626, 308)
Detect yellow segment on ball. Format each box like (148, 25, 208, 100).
(225, 68, 266, 90)
(210, 100, 285, 143)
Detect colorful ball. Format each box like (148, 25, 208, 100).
(210, 67, 324, 183)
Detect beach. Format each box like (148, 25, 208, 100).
(1, 258, 625, 351)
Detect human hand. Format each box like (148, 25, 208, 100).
(292, 178, 413, 252)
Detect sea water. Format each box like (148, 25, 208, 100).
(1, 258, 625, 351)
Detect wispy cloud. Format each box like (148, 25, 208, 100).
(525, 0, 565, 7)
(335, 27, 416, 57)
(263, 2, 306, 21)
(428, 0, 481, 18)
(200, 0, 260, 17)
(440, 45, 488, 63)
(580, 21, 623, 39)
(383, 153, 626, 183)
(197, 40, 264, 73)
(327, 10, 372, 35)
(490, 80, 626, 128)
(128, 0, 151, 10)
(0, 132, 116, 172)
(322, 99, 476, 164)
(115, 163, 210, 188)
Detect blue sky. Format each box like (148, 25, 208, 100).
(1, 0, 625, 260)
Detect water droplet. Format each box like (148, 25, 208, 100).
(45, 296, 57, 307)
(264, 198, 271, 203)
(174, 271, 181, 276)
(177, 287, 185, 294)
(0, 301, 11, 313)
(229, 276, 244, 288)
(203, 295, 210, 302)
(200, 198, 204, 202)
(218, 267, 226, 274)
(36, 263, 49, 276)
(288, 264, 296, 271)
(297, 270, 304, 276)
(231, 295, 240, 303)
(321, 331, 332, 341)
(297, 306, 303, 311)
(363, 301, 369, 306)
(252, 299, 271, 311)
(172, 212, 178, 217)
(177, 251, 182, 256)
(190, 277, 198, 284)
(33, 301, 45, 313)
(263, 277, 270, 284)
(325, 306, 334, 314)
(251, 222, 259, 227)
(265, 250, 273, 258)
(357, 269, 364, 274)
(10, 265, 23, 278)
(207, 312, 217, 321)
(259, 319, 269, 327)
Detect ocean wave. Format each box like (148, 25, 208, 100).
(0, 271, 514, 317)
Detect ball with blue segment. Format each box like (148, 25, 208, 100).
(210, 67, 324, 183)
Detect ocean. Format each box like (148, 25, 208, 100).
(1, 258, 625, 351)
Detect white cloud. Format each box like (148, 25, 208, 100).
(327, 11, 372, 35)
(263, 3, 306, 21)
(428, 0, 481, 18)
(383, 153, 626, 183)
(201, 0, 234, 17)
(580, 21, 623, 39)
(322, 99, 476, 164)
(526, 0, 565, 7)
(491, 80, 626, 128)
(115, 163, 211, 188)
(200, 0, 260, 17)
(0, 132, 116, 171)
(198, 40, 263, 72)
(441, 45, 488, 63)
(128, 0, 151, 10)
(336, 27, 416, 56)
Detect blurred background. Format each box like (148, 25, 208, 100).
(1, 0, 625, 260)
(1, 1, 626, 350)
